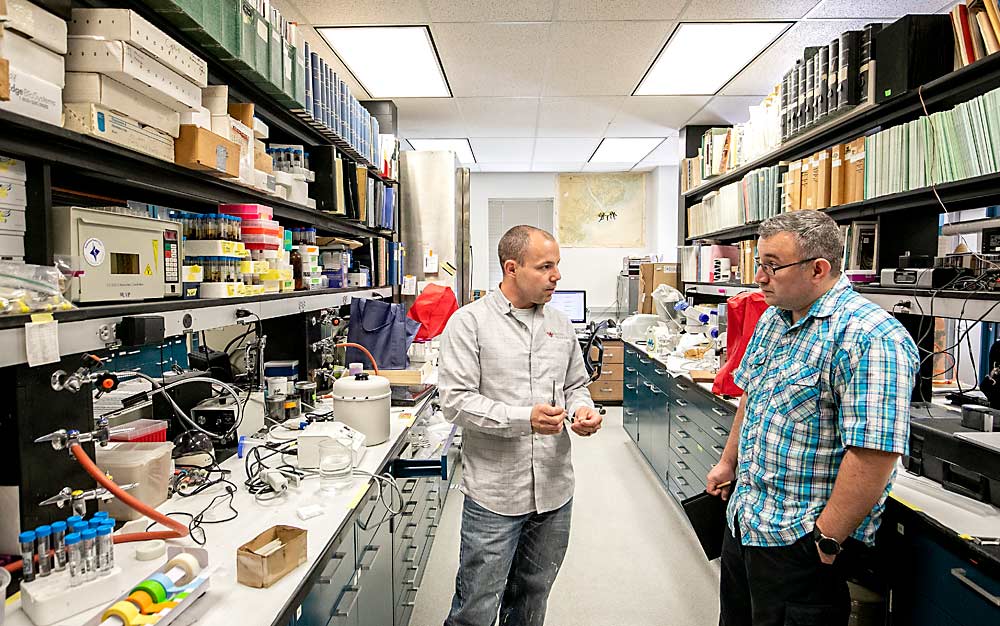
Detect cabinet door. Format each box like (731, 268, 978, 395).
(646, 380, 670, 484)
(636, 374, 654, 464)
(623, 347, 641, 442)
(356, 519, 392, 626)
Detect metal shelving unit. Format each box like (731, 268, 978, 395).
(684, 282, 759, 298)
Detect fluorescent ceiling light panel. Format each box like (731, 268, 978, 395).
(407, 138, 476, 164)
(590, 138, 663, 164)
(636, 22, 790, 95)
(318, 26, 450, 97)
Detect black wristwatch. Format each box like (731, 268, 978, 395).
(813, 525, 843, 556)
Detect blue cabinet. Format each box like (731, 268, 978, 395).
(623, 348, 640, 443)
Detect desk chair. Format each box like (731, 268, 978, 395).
(580, 320, 615, 416)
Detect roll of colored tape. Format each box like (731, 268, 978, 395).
(132, 579, 168, 604)
(102, 600, 140, 624)
(165, 552, 201, 586)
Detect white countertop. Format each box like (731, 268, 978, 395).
(5, 402, 429, 626)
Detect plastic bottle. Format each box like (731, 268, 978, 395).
(18, 530, 36, 582)
(35, 525, 52, 577)
(65, 532, 82, 587)
(51, 520, 67, 571)
(81, 528, 97, 582)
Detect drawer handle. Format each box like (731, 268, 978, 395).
(712, 445, 725, 455)
(674, 460, 689, 471)
(675, 383, 689, 391)
(359, 545, 380, 571)
(624, 409, 634, 416)
(654, 368, 665, 375)
(950, 568, 1000, 607)
(426, 506, 439, 519)
(625, 367, 637, 373)
(677, 429, 690, 438)
(317, 550, 348, 583)
(675, 398, 689, 407)
(403, 544, 418, 563)
(402, 479, 417, 493)
(711, 407, 728, 417)
(625, 384, 637, 390)
(639, 358, 650, 364)
(650, 387, 663, 395)
(402, 501, 418, 516)
(675, 445, 689, 455)
(676, 415, 690, 423)
(712, 426, 728, 437)
(677, 476, 689, 486)
(402, 586, 419, 607)
(600, 387, 613, 392)
(332, 584, 361, 618)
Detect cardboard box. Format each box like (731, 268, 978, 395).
(0, 58, 8, 101)
(0, 65, 61, 126)
(174, 125, 240, 178)
(65, 39, 201, 113)
(64, 73, 180, 138)
(814, 149, 832, 210)
(844, 137, 866, 204)
(69, 9, 208, 87)
(201, 85, 227, 116)
(830, 143, 845, 206)
(237, 525, 307, 589)
(227, 116, 254, 184)
(5, 0, 67, 54)
(228, 102, 253, 128)
(0, 28, 64, 87)
(639, 262, 680, 314)
(787, 160, 802, 211)
(802, 156, 814, 210)
(254, 149, 273, 173)
(64, 103, 175, 163)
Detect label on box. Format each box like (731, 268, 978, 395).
(25, 319, 59, 367)
(215, 146, 229, 173)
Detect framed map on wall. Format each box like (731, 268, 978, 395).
(556, 173, 646, 248)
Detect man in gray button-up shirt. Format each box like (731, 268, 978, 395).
(440, 225, 602, 626)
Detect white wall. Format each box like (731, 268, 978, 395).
(469, 166, 679, 311)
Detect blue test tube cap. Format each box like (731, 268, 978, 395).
(35, 525, 51, 538)
(93, 512, 109, 520)
(66, 515, 83, 526)
(96, 526, 112, 537)
(51, 521, 67, 533)
(71, 522, 88, 534)
(18, 531, 36, 543)
(81, 529, 96, 541)
(64, 533, 80, 546)
(101, 518, 116, 528)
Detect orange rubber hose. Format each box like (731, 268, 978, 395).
(335, 343, 380, 375)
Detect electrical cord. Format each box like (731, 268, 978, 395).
(145, 480, 239, 546)
(131, 372, 245, 442)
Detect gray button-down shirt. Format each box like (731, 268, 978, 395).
(439, 287, 595, 516)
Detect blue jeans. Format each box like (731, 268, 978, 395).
(444, 497, 572, 626)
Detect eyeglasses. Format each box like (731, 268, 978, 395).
(754, 257, 820, 277)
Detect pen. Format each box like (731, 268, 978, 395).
(553, 380, 573, 424)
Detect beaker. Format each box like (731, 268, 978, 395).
(318, 438, 354, 493)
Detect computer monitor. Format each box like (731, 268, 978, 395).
(549, 290, 587, 324)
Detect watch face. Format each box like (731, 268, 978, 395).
(818, 537, 841, 555)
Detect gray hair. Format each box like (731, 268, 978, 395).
(498, 225, 555, 268)
(758, 211, 844, 274)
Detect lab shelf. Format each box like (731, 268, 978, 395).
(685, 170, 1000, 243)
(682, 51, 1000, 204)
(684, 282, 759, 298)
(855, 286, 1000, 323)
(0, 285, 392, 368)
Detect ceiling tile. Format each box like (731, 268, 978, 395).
(425, 0, 556, 22)
(537, 97, 624, 137)
(606, 96, 708, 136)
(395, 98, 465, 137)
(689, 96, 768, 125)
(478, 162, 534, 172)
(554, 0, 687, 21)
(582, 162, 636, 172)
(531, 162, 585, 172)
(636, 136, 680, 166)
(470, 138, 536, 162)
(806, 0, 953, 19)
(533, 138, 601, 162)
(681, 0, 820, 21)
(292, 0, 431, 25)
(543, 21, 672, 97)
(719, 19, 870, 96)
(431, 23, 551, 97)
(456, 98, 540, 138)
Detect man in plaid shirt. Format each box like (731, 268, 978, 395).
(706, 211, 919, 626)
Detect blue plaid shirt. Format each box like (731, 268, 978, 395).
(730, 274, 919, 547)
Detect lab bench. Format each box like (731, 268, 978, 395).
(5, 396, 461, 626)
(622, 340, 1000, 624)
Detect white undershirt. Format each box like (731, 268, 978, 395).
(510, 305, 536, 335)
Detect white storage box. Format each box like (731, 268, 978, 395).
(0, 28, 65, 87)
(95, 442, 173, 521)
(0, 232, 26, 258)
(201, 85, 228, 116)
(180, 105, 211, 130)
(0, 155, 27, 181)
(0, 203, 26, 233)
(5, 0, 68, 54)
(0, 177, 26, 205)
(0, 66, 62, 126)
(64, 103, 175, 163)
(253, 116, 268, 139)
(65, 38, 201, 112)
(254, 169, 276, 194)
(64, 72, 180, 138)
(210, 113, 230, 139)
(69, 9, 208, 87)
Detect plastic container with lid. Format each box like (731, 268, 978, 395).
(332, 373, 391, 445)
(95, 442, 173, 521)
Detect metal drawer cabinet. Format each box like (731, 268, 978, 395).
(298, 530, 357, 626)
(356, 491, 393, 626)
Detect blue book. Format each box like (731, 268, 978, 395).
(325, 65, 333, 129)
(310, 52, 321, 121)
(322, 61, 330, 128)
(304, 41, 312, 117)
